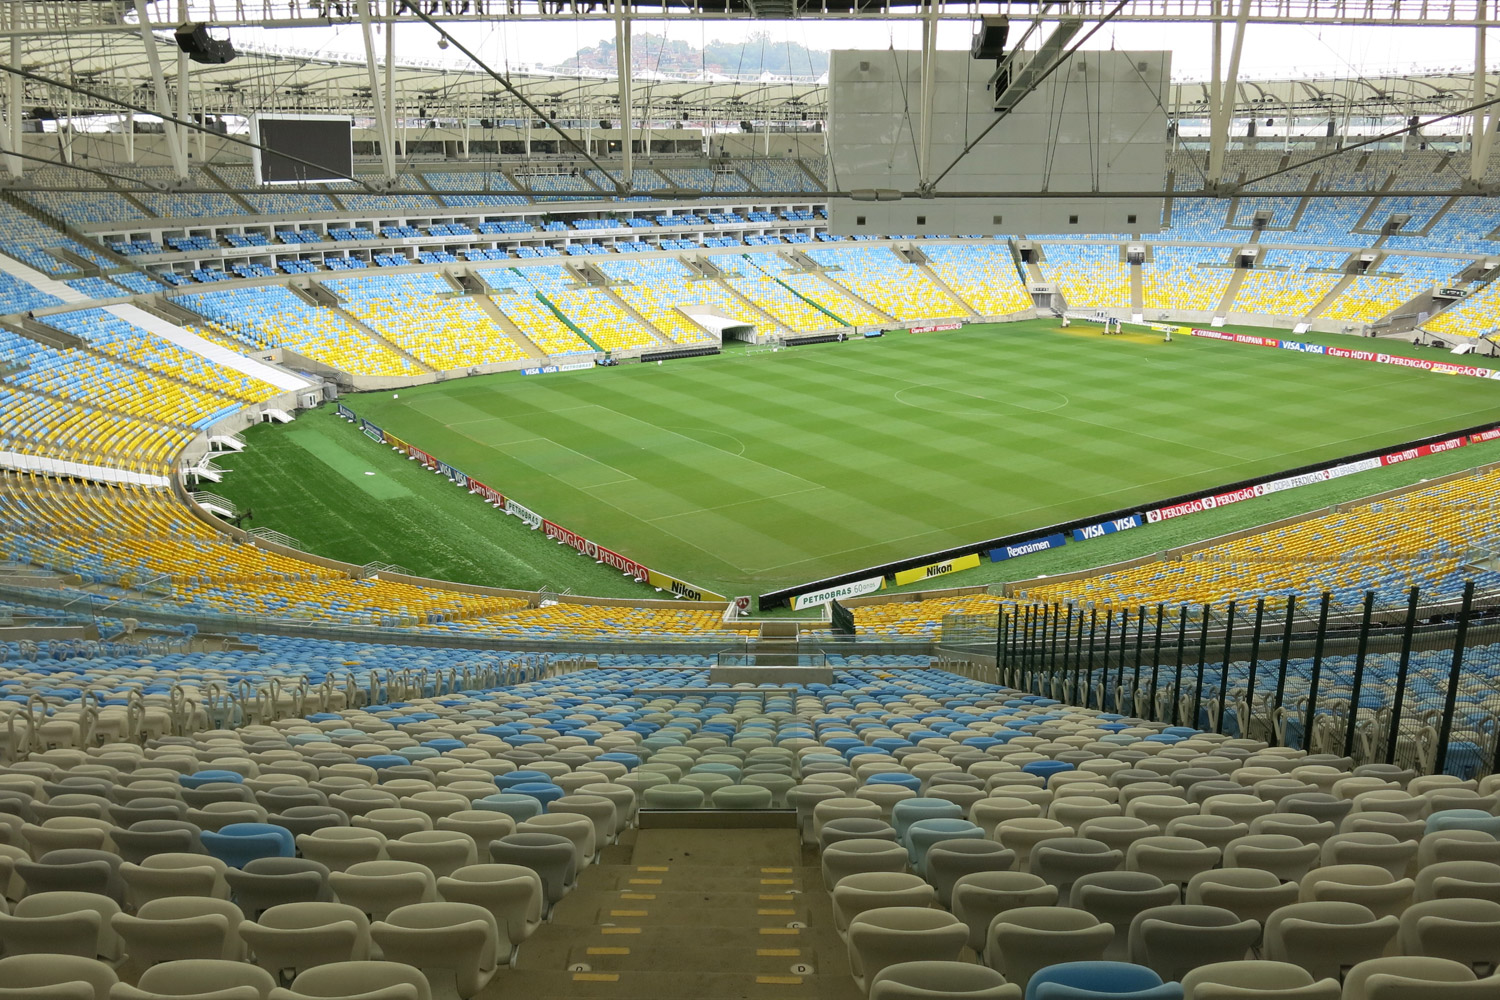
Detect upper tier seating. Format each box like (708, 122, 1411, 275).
(922, 244, 1032, 316)
(421, 171, 529, 207)
(1230, 250, 1345, 318)
(806, 245, 967, 321)
(599, 258, 755, 343)
(174, 285, 427, 378)
(1143, 247, 1233, 313)
(322, 273, 529, 370)
(1042, 245, 1131, 310)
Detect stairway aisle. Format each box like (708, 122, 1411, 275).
(488, 825, 861, 1000)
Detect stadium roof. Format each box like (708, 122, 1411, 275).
(12, 25, 1493, 125)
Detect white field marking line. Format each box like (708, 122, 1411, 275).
(664, 425, 747, 457)
(642, 485, 828, 523)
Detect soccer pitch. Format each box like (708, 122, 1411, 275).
(292, 320, 1500, 598)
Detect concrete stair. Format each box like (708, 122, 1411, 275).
(489, 826, 859, 1000)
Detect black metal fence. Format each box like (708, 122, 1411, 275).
(994, 582, 1500, 779)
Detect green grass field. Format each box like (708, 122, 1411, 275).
(215, 320, 1500, 598)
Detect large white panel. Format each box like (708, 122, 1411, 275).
(828, 48, 1168, 236)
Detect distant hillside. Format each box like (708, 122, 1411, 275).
(547, 31, 827, 78)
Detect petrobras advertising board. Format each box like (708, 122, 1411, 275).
(893, 552, 982, 586)
(505, 499, 542, 529)
(991, 533, 1068, 561)
(520, 361, 595, 376)
(1071, 515, 1143, 543)
(791, 576, 886, 610)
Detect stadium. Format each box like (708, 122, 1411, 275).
(4, 0, 1500, 997)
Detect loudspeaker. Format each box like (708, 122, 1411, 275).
(174, 23, 236, 65)
(971, 16, 1009, 60)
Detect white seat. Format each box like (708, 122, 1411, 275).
(984, 905, 1112, 990)
(831, 872, 936, 936)
(434, 864, 544, 963)
(847, 906, 967, 995)
(0, 953, 119, 1000)
(112, 896, 247, 965)
(1396, 897, 1500, 972)
(867, 960, 1020, 1000)
(822, 839, 910, 889)
(1127, 835, 1222, 886)
(1187, 867, 1300, 931)
(1179, 959, 1339, 999)
(383, 832, 477, 880)
(1263, 901, 1399, 981)
(237, 901, 372, 981)
(369, 902, 499, 1000)
(1299, 863, 1415, 920)
(120, 854, 232, 908)
(328, 860, 439, 921)
(951, 871, 1058, 954)
(268, 960, 430, 1000)
(1127, 903, 1260, 981)
(109, 958, 277, 999)
(295, 829, 387, 873)
(1341, 956, 1495, 1000)
(0, 889, 122, 960)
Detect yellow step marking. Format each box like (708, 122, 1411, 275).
(573, 973, 619, 982)
(636, 866, 669, 872)
(757, 948, 802, 957)
(760, 867, 793, 873)
(759, 894, 794, 901)
(587, 947, 631, 955)
(619, 893, 656, 900)
(757, 975, 804, 985)
(758, 908, 796, 916)
(609, 909, 649, 917)
(601, 927, 641, 935)
(758, 927, 800, 936)
(760, 878, 794, 886)
(628, 878, 663, 885)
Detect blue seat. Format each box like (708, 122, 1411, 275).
(179, 770, 244, 789)
(473, 793, 545, 823)
(494, 770, 551, 791)
(866, 772, 923, 793)
(509, 782, 565, 809)
(891, 798, 966, 842)
(1426, 809, 1500, 836)
(905, 818, 984, 873)
(199, 822, 295, 869)
(1026, 961, 1182, 1000)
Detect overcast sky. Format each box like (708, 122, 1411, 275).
(235, 19, 1499, 81)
